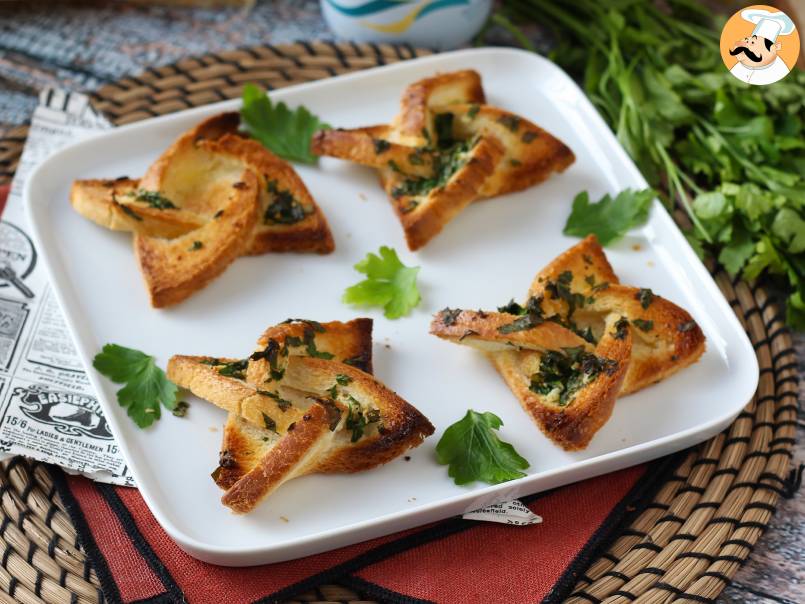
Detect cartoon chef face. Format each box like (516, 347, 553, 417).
(730, 34, 781, 68)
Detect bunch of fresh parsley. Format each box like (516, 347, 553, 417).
(496, 0, 805, 327)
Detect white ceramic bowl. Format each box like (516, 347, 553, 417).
(321, 0, 493, 50)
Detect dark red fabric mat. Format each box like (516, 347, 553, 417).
(47, 458, 686, 604)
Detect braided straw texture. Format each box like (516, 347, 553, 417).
(0, 42, 797, 604)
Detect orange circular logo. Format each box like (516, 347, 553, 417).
(720, 5, 800, 86)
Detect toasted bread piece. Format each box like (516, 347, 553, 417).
(207, 134, 334, 255)
(169, 318, 434, 513)
(380, 135, 505, 250)
(282, 356, 434, 474)
(491, 314, 631, 450)
(431, 236, 706, 450)
(430, 308, 592, 353)
(437, 104, 575, 197)
(312, 69, 574, 250)
(395, 69, 486, 143)
(168, 319, 373, 427)
(220, 403, 334, 513)
(527, 236, 705, 393)
(134, 168, 260, 307)
(69, 178, 205, 238)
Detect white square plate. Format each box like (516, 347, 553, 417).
(24, 48, 758, 566)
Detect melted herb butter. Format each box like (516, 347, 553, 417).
(264, 180, 309, 225)
(391, 137, 475, 201)
(529, 347, 618, 406)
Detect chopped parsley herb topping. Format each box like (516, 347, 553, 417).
(345, 398, 379, 442)
(335, 374, 352, 386)
(134, 189, 177, 209)
(497, 115, 520, 132)
(545, 271, 585, 317)
(257, 389, 292, 411)
(213, 209, 224, 219)
(280, 318, 326, 333)
(584, 274, 609, 291)
(497, 296, 545, 333)
(529, 347, 618, 406)
(521, 131, 538, 143)
(440, 308, 462, 326)
(250, 339, 285, 381)
(343, 353, 370, 371)
(373, 138, 391, 154)
(119, 203, 143, 221)
(632, 318, 654, 332)
(261, 412, 277, 432)
(391, 137, 474, 200)
(217, 359, 248, 380)
(408, 149, 426, 166)
(636, 288, 655, 309)
(171, 401, 189, 417)
(264, 179, 308, 225)
(433, 113, 455, 147)
(612, 316, 630, 339)
(459, 329, 478, 341)
(467, 104, 480, 119)
(189, 241, 203, 251)
(313, 397, 342, 431)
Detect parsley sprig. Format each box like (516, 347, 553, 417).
(343, 246, 421, 319)
(93, 344, 179, 429)
(239, 83, 329, 164)
(436, 410, 529, 485)
(564, 189, 655, 246)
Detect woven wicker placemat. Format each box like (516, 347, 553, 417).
(0, 41, 798, 604)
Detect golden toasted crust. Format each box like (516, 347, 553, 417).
(134, 169, 260, 307)
(580, 285, 705, 394)
(396, 69, 485, 142)
(492, 314, 631, 450)
(208, 134, 334, 255)
(382, 135, 504, 250)
(283, 356, 434, 473)
(221, 404, 333, 514)
(69, 178, 204, 238)
(446, 104, 575, 197)
(215, 413, 274, 490)
(529, 235, 619, 300)
(429, 309, 592, 353)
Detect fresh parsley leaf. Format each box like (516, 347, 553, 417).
(93, 344, 178, 429)
(563, 189, 655, 246)
(436, 410, 529, 485)
(343, 246, 421, 319)
(239, 83, 329, 164)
